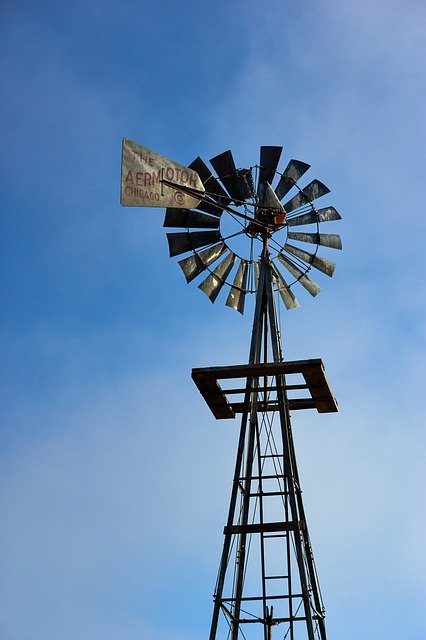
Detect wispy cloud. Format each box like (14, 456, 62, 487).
(1, 1, 425, 638)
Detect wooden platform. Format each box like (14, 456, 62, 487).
(192, 359, 338, 419)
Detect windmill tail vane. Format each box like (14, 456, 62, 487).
(120, 138, 342, 639)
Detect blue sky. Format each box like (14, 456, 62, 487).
(1, 1, 425, 638)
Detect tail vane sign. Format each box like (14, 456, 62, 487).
(121, 139, 205, 209)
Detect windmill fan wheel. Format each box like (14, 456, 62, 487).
(164, 146, 342, 314)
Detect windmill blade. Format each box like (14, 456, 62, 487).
(284, 243, 336, 277)
(253, 261, 260, 292)
(198, 251, 236, 303)
(167, 230, 221, 257)
(236, 167, 255, 199)
(178, 242, 227, 283)
(209, 150, 251, 203)
(226, 260, 249, 314)
(271, 263, 300, 310)
(164, 208, 220, 229)
(275, 159, 311, 201)
(287, 231, 342, 250)
(277, 253, 321, 297)
(283, 180, 330, 213)
(194, 200, 223, 217)
(258, 146, 283, 191)
(189, 156, 231, 215)
(287, 206, 342, 227)
(209, 150, 237, 199)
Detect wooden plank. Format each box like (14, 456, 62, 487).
(192, 358, 338, 418)
(192, 359, 324, 380)
(301, 362, 338, 413)
(230, 399, 317, 413)
(191, 370, 235, 418)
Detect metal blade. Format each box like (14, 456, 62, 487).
(284, 243, 336, 277)
(209, 150, 251, 203)
(198, 251, 236, 302)
(271, 263, 300, 309)
(166, 230, 221, 257)
(226, 260, 248, 314)
(195, 200, 223, 216)
(178, 242, 227, 283)
(257, 146, 282, 203)
(287, 206, 342, 227)
(287, 231, 342, 250)
(277, 253, 321, 297)
(253, 261, 260, 292)
(189, 156, 231, 215)
(163, 208, 220, 229)
(236, 167, 255, 199)
(275, 159, 311, 201)
(258, 146, 283, 188)
(209, 150, 237, 196)
(283, 180, 330, 213)
(262, 183, 285, 212)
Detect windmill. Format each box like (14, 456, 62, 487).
(121, 139, 342, 640)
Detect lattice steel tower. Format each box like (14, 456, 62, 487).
(121, 140, 341, 640)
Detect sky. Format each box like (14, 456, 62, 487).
(1, 1, 425, 638)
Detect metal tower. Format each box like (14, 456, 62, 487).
(193, 249, 337, 640)
(120, 139, 341, 640)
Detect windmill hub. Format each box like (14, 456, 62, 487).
(246, 206, 287, 237)
(244, 221, 264, 239)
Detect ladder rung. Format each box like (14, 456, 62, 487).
(238, 614, 311, 624)
(223, 593, 304, 603)
(248, 491, 287, 497)
(240, 474, 285, 480)
(225, 521, 302, 535)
